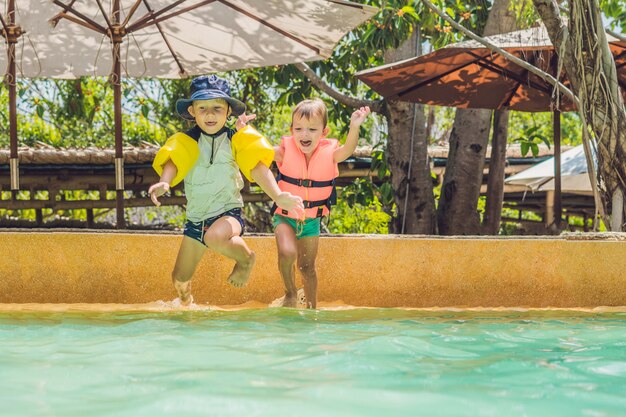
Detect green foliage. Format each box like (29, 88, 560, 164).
(512, 0, 625, 31)
(600, 0, 626, 32)
(426, 105, 457, 143)
(477, 194, 486, 220)
(509, 111, 582, 152)
(123, 78, 189, 144)
(339, 128, 394, 212)
(499, 206, 543, 235)
(0, 77, 191, 148)
(370, 141, 390, 184)
(0, 85, 6, 139)
(422, 0, 491, 47)
(510, 0, 542, 28)
(327, 197, 391, 234)
(514, 125, 550, 157)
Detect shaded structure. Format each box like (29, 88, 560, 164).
(357, 26, 626, 229)
(356, 26, 625, 111)
(506, 145, 594, 193)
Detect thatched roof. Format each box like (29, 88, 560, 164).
(356, 143, 562, 159)
(0, 146, 157, 165)
(0, 143, 563, 165)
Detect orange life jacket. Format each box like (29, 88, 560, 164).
(274, 136, 339, 219)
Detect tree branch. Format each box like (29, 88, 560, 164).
(605, 28, 626, 43)
(294, 62, 384, 113)
(420, 0, 579, 108)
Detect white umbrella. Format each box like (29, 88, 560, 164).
(14, 0, 377, 78)
(505, 144, 596, 194)
(1, 0, 377, 227)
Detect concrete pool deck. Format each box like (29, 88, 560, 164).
(0, 231, 624, 308)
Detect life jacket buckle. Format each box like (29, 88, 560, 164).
(298, 179, 312, 187)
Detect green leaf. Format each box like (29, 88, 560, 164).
(378, 162, 387, 179)
(36, 104, 44, 118)
(380, 182, 394, 205)
(530, 143, 539, 157)
(141, 104, 150, 118)
(534, 134, 551, 149)
(525, 125, 540, 136)
(520, 142, 530, 157)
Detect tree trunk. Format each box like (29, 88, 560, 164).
(533, 0, 626, 231)
(384, 31, 436, 234)
(438, 108, 492, 234)
(482, 110, 509, 234)
(437, 0, 517, 235)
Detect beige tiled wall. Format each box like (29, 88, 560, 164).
(0, 232, 624, 307)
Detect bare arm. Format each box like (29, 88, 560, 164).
(250, 162, 304, 218)
(334, 106, 371, 163)
(274, 145, 284, 164)
(148, 159, 177, 206)
(250, 162, 281, 201)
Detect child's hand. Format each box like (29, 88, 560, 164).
(148, 182, 170, 207)
(235, 112, 257, 130)
(275, 192, 305, 219)
(349, 106, 371, 128)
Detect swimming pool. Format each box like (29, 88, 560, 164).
(1, 308, 625, 417)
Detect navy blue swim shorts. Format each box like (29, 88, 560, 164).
(183, 208, 245, 247)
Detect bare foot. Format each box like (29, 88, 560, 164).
(227, 252, 256, 288)
(270, 288, 306, 308)
(170, 296, 195, 308)
(174, 279, 193, 306)
(281, 293, 298, 308)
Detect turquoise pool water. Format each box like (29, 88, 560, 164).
(1, 308, 625, 417)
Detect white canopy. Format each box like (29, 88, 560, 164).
(505, 144, 595, 194)
(3, 0, 377, 78)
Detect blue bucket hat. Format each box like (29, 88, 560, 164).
(176, 75, 246, 120)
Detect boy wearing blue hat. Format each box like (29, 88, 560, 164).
(149, 75, 304, 306)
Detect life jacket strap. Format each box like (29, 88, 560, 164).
(270, 191, 335, 219)
(303, 198, 331, 209)
(276, 171, 335, 188)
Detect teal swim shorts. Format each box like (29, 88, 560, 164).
(272, 214, 321, 239)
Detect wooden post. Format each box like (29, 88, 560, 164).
(545, 190, 554, 230)
(553, 110, 562, 228)
(3, 0, 21, 193)
(111, 0, 126, 229)
(86, 209, 95, 228)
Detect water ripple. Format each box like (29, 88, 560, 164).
(1, 309, 626, 417)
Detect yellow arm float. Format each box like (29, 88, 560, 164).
(152, 132, 200, 187)
(231, 125, 275, 182)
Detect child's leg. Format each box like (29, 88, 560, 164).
(274, 223, 299, 307)
(296, 237, 320, 309)
(172, 236, 207, 305)
(203, 216, 255, 287)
